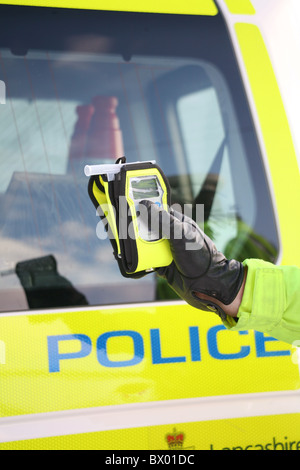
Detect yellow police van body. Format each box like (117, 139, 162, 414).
(0, 0, 300, 450)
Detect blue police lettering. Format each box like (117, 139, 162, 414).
(48, 334, 92, 373)
(97, 330, 144, 367)
(207, 325, 251, 360)
(47, 327, 291, 372)
(150, 328, 186, 364)
(189, 326, 201, 361)
(254, 331, 290, 357)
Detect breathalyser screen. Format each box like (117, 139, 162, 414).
(129, 173, 164, 242)
(131, 177, 160, 200)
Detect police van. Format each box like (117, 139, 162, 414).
(0, 0, 300, 450)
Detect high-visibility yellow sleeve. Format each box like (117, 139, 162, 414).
(223, 258, 300, 346)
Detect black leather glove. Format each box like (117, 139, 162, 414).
(140, 201, 244, 320)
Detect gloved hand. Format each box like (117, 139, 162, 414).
(139, 201, 245, 320)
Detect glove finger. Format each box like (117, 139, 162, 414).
(139, 200, 183, 240)
(139, 201, 209, 278)
(139, 200, 204, 250)
(168, 206, 206, 248)
(170, 207, 203, 234)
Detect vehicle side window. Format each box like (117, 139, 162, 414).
(176, 65, 255, 255)
(0, 8, 279, 312)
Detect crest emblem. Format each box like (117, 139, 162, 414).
(165, 428, 185, 450)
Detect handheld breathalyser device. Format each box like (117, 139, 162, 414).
(85, 157, 173, 277)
